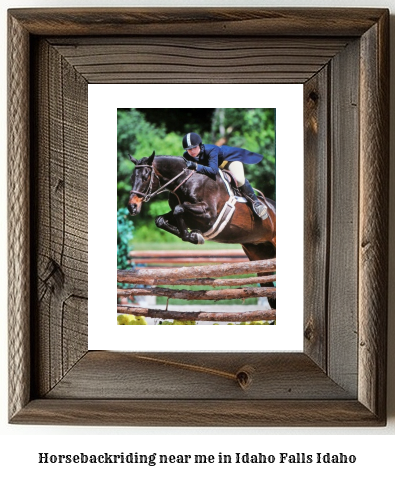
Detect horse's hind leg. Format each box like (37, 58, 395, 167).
(242, 242, 276, 310)
(155, 211, 182, 239)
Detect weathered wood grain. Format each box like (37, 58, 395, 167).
(303, 66, 330, 370)
(11, 399, 383, 427)
(358, 12, 389, 421)
(31, 39, 88, 397)
(8, 7, 386, 37)
(8, 13, 31, 421)
(327, 39, 360, 396)
(49, 37, 351, 84)
(46, 352, 353, 400)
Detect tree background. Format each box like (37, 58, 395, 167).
(117, 108, 275, 244)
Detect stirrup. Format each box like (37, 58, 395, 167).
(253, 202, 268, 219)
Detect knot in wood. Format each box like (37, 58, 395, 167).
(236, 365, 255, 390)
(308, 90, 319, 103)
(304, 321, 314, 341)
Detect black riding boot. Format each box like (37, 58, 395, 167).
(240, 180, 268, 218)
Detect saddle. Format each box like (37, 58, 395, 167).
(222, 170, 267, 204)
(221, 169, 238, 188)
(220, 170, 248, 203)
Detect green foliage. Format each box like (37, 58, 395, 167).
(117, 109, 182, 210)
(117, 207, 134, 271)
(211, 108, 276, 197)
(147, 200, 171, 219)
(156, 297, 258, 306)
(133, 225, 181, 244)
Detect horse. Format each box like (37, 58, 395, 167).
(127, 151, 276, 308)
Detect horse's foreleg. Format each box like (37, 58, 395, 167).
(173, 204, 205, 245)
(155, 211, 182, 238)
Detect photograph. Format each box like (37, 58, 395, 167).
(117, 108, 276, 326)
(88, 83, 303, 352)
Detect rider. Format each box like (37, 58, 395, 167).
(182, 132, 267, 218)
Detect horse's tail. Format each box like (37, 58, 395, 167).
(265, 196, 276, 212)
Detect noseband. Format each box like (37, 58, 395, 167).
(130, 164, 195, 203)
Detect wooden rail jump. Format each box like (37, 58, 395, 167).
(129, 248, 248, 266)
(117, 258, 276, 323)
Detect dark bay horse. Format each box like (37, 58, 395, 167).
(127, 151, 276, 308)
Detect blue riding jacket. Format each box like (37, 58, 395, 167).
(183, 144, 263, 180)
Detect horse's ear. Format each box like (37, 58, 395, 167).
(147, 151, 155, 164)
(129, 154, 137, 165)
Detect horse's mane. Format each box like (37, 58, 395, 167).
(155, 155, 184, 162)
(135, 154, 184, 167)
(152, 155, 186, 172)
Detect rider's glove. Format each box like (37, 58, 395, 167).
(185, 161, 197, 170)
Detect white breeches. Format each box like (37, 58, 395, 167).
(224, 161, 245, 187)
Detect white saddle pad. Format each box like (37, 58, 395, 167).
(235, 196, 248, 203)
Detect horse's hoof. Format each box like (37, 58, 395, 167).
(190, 231, 205, 245)
(196, 233, 205, 245)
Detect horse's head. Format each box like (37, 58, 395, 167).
(127, 151, 155, 215)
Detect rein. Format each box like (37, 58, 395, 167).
(130, 164, 195, 203)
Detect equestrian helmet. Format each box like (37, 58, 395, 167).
(182, 132, 202, 150)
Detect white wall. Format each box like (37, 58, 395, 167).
(1, 0, 394, 475)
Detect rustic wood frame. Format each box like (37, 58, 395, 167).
(8, 8, 389, 426)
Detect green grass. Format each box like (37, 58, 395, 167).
(156, 297, 258, 306)
(132, 241, 242, 251)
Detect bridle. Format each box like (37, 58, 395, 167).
(130, 164, 158, 202)
(130, 164, 195, 203)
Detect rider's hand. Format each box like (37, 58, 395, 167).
(185, 161, 197, 170)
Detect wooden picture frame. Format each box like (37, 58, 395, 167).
(8, 8, 389, 426)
